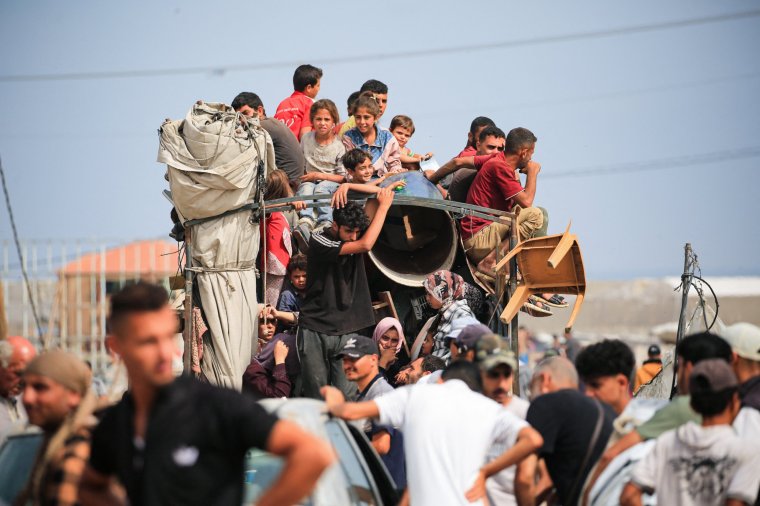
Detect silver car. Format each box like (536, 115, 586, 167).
(245, 398, 400, 506)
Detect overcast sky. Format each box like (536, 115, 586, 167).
(1, 0, 759, 280)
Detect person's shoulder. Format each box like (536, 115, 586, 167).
(301, 130, 316, 144)
(309, 230, 342, 254)
(377, 128, 394, 142)
(344, 128, 362, 142)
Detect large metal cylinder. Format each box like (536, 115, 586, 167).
(368, 172, 458, 287)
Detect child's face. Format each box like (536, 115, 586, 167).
(289, 268, 307, 291)
(258, 318, 276, 342)
(312, 108, 335, 137)
(391, 126, 413, 149)
(355, 107, 377, 136)
(304, 79, 321, 99)
(349, 158, 374, 183)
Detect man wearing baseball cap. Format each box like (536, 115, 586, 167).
(445, 323, 491, 362)
(337, 336, 406, 490)
(476, 335, 534, 506)
(622, 359, 760, 506)
(17, 350, 96, 505)
(723, 322, 760, 410)
(633, 344, 663, 393)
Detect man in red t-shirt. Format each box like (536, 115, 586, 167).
(429, 125, 506, 202)
(274, 64, 322, 140)
(460, 127, 547, 277)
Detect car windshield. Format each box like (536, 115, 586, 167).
(243, 419, 377, 505)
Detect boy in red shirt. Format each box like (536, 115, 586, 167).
(274, 64, 322, 140)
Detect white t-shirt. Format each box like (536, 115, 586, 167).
(630, 421, 760, 505)
(733, 406, 760, 437)
(486, 395, 530, 506)
(374, 379, 528, 506)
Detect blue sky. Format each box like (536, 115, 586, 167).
(1, 0, 759, 279)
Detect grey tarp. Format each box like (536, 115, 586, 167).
(157, 102, 275, 389)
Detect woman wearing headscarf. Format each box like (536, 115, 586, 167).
(242, 333, 301, 398)
(421, 270, 476, 363)
(372, 317, 410, 387)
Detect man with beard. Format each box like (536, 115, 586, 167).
(16, 350, 96, 505)
(460, 127, 548, 280)
(0, 335, 37, 443)
(477, 336, 534, 505)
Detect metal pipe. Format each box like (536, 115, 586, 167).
(183, 229, 193, 375)
(509, 221, 520, 396)
(671, 243, 693, 399)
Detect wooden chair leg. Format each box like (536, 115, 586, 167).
(564, 291, 585, 333)
(499, 285, 531, 325)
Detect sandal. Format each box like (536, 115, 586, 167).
(533, 294, 568, 308)
(520, 296, 553, 317)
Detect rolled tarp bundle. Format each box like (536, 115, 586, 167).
(157, 102, 275, 389)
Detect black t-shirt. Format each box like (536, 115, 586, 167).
(526, 389, 615, 506)
(299, 229, 375, 335)
(89, 376, 278, 506)
(260, 118, 305, 184)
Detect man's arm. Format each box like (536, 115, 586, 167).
(427, 156, 476, 184)
(321, 385, 382, 420)
(465, 426, 543, 502)
(512, 161, 540, 208)
(340, 188, 394, 255)
(619, 482, 643, 506)
(256, 419, 334, 506)
(514, 454, 537, 506)
(79, 466, 125, 506)
(592, 430, 642, 480)
(371, 430, 391, 455)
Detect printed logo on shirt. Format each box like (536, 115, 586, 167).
(172, 445, 200, 467)
(668, 455, 738, 502)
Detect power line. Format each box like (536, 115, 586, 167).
(2, 9, 759, 83)
(0, 156, 44, 339)
(543, 146, 760, 179)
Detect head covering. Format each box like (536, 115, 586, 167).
(481, 350, 518, 374)
(647, 344, 661, 357)
(372, 317, 405, 353)
(445, 322, 490, 350)
(19, 350, 97, 504)
(474, 334, 518, 372)
(423, 270, 465, 310)
(689, 358, 738, 394)
(337, 336, 379, 359)
(722, 322, 760, 362)
(24, 350, 90, 395)
(255, 333, 300, 377)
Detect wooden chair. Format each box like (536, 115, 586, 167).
(494, 223, 586, 333)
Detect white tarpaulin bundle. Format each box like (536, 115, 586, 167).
(158, 101, 275, 389)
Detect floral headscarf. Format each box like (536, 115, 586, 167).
(372, 317, 405, 353)
(423, 270, 466, 310)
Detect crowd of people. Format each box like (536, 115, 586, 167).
(1, 62, 759, 505)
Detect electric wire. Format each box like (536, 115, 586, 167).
(0, 156, 44, 339)
(2, 9, 758, 83)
